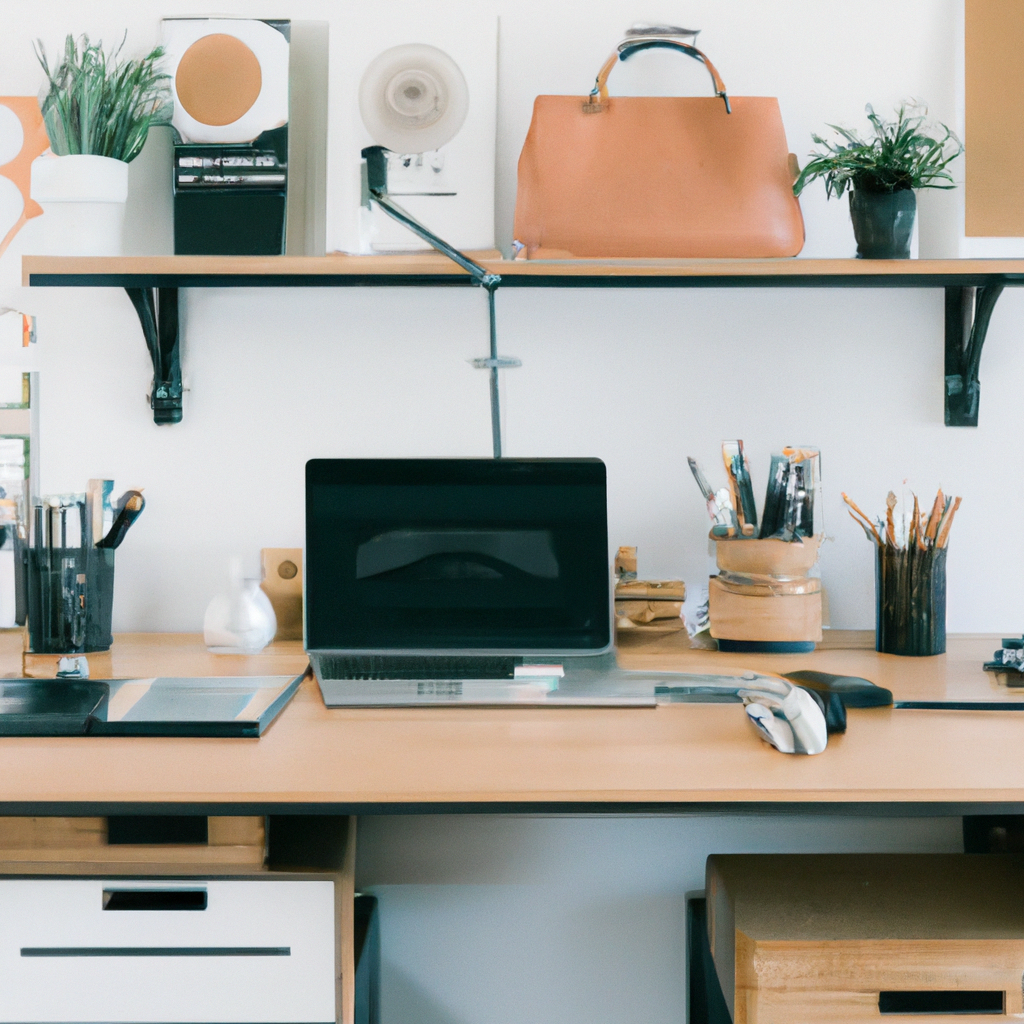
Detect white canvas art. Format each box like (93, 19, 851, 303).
(326, 4, 497, 253)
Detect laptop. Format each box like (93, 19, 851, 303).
(305, 458, 654, 706)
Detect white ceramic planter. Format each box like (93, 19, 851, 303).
(30, 154, 129, 256)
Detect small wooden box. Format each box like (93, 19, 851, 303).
(706, 854, 1024, 1024)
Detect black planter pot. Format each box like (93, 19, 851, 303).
(848, 189, 916, 259)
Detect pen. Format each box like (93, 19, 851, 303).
(46, 501, 55, 650)
(687, 457, 714, 502)
(687, 457, 724, 524)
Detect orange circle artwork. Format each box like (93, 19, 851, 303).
(175, 34, 262, 127)
(0, 98, 50, 259)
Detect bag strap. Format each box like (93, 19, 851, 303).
(587, 39, 731, 113)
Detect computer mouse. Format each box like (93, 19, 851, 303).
(798, 685, 847, 734)
(745, 702, 796, 754)
(782, 670, 893, 708)
(738, 673, 828, 755)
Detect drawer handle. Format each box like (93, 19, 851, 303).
(879, 991, 1005, 1015)
(22, 947, 291, 957)
(103, 889, 208, 911)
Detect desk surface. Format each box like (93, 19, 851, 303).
(0, 631, 1020, 812)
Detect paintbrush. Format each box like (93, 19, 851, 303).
(97, 491, 145, 550)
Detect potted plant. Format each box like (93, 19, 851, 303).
(30, 34, 170, 256)
(793, 104, 962, 259)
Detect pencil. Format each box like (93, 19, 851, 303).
(936, 496, 962, 549)
(924, 489, 944, 541)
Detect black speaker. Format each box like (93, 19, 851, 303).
(163, 19, 295, 255)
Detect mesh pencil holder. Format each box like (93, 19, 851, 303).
(875, 544, 946, 656)
(22, 541, 114, 654)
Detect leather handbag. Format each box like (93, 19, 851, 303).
(513, 37, 805, 259)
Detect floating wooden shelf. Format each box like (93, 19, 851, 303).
(22, 253, 1024, 287)
(24, 254, 1024, 426)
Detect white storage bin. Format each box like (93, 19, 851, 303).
(0, 878, 335, 1023)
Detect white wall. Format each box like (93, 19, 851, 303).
(357, 813, 963, 1024)
(1, 0, 1013, 632)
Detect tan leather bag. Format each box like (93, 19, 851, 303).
(513, 39, 805, 259)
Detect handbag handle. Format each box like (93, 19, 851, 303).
(587, 39, 731, 113)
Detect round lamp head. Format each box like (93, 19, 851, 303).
(359, 43, 469, 154)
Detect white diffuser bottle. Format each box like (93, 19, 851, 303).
(204, 557, 277, 654)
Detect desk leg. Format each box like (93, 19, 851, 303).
(267, 815, 357, 1024)
(340, 817, 357, 1024)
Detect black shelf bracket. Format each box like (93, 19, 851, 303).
(945, 282, 1005, 427)
(125, 287, 183, 425)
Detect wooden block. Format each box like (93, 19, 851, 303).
(261, 547, 303, 641)
(715, 535, 822, 576)
(615, 580, 686, 601)
(708, 576, 822, 642)
(614, 599, 683, 624)
(0, 816, 266, 872)
(614, 546, 637, 578)
(208, 815, 267, 847)
(0, 816, 106, 848)
(707, 854, 1024, 1024)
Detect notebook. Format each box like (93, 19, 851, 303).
(305, 458, 654, 706)
(0, 675, 304, 736)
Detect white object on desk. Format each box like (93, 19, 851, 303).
(204, 558, 277, 654)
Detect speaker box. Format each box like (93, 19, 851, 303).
(326, 4, 497, 254)
(162, 18, 327, 256)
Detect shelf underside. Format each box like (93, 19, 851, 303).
(24, 254, 1024, 289)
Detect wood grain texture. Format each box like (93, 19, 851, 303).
(0, 632, 1018, 806)
(708, 577, 822, 642)
(339, 818, 356, 1024)
(0, 814, 266, 872)
(708, 855, 1024, 1024)
(22, 254, 1024, 284)
(737, 936, 1024, 1024)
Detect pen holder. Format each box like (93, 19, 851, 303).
(709, 535, 823, 652)
(22, 541, 115, 654)
(875, 544, 946, 656)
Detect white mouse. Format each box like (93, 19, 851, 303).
(739, 678, 828, 755)
(745, 702, 796, 754)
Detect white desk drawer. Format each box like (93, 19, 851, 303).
(0, 879, 335, 1023)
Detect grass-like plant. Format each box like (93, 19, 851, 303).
(35, 34, 171, 164)
(793, 104, 963, 199)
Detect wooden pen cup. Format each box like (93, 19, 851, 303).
(708, 535, 823, 648)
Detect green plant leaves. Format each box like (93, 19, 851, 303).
(793, 103, 963, 200)
(35, 33, 171, 164)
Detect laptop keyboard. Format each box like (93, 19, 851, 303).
(315, 654, 517, 681)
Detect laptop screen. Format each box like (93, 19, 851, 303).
(305, 458, 611, 653)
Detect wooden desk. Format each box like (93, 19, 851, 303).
(0, 631, 1019, 814)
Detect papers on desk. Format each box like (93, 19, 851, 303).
(0, 675, 304, 737)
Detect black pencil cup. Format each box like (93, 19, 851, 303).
(21, 540, 115, 654)
(875, 544, 946, 656)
